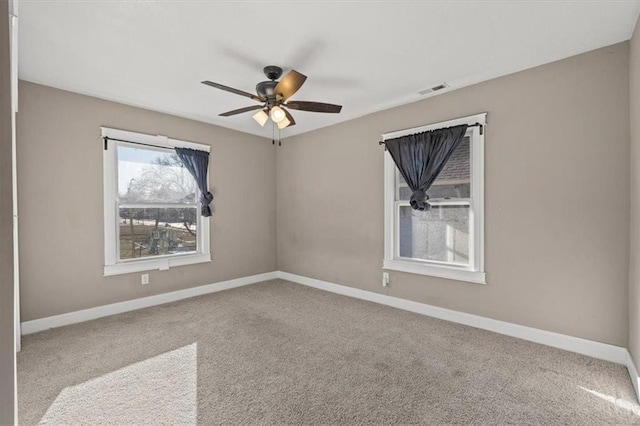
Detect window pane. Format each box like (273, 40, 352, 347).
(118, 145, 197, 203)
(119, 207, 197, 260)
(396, 136, 470, 200)
(398, 205, 469, 265)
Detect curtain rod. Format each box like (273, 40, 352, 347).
(378, 122, 484, 145)
(103, 136, 170, 151)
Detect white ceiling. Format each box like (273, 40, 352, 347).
(18, 1, 640, 139)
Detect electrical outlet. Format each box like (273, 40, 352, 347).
(382, 272, 390, 287)
(141, 273, 149, 285)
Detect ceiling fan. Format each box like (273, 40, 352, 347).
(202, 65, 342, 129)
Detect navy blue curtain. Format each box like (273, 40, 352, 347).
(175, 147, 213, 217)
(385, 124, 468, 211)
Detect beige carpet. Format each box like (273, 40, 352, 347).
(18, 279, 640, 425)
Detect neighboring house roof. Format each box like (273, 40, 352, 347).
(435, 137, 470, 185)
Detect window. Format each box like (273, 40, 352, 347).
(383, 114, 486, 284)
(103, 127, 211, 276)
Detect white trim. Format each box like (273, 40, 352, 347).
(276, 271, 627, 366)
(383, 114, 486, 284)
(104, 253, 211, 276)
(383, 152, 395, 261)
(383, 259, 486, 284)
(627, 350, 640, 403)
(472, 122, 485, 275)
(426, 198, 471, 206)
(10, 14, 19, 354)
(103, 136, 117, 268)
(9, 8, 20, 424)
(119, 202, 198, 209)
(21, 271, 277, 335)
(10, 15, 17, 113)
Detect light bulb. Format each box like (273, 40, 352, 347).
(277, 117, 291, 129)
(252, 110, 269, 127)
(270, 106, 286, 123)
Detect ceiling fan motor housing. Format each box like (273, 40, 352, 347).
(256, 80, 278, 103)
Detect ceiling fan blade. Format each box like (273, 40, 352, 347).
(202, 80, 264, 102)
(285, 101, 342, 114)
(218, 105, 265, 117)
(283, 108, 296, 127)
(274, 70, 307, 101)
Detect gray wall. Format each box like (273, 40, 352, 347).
(17, 81, 277, 321)
(0, 0, 15, 423)
(629, 15, 640, 369)
(277, 43, 630, 346)
(17, 41, 634, 351)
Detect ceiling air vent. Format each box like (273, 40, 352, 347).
(419, 83, 449, 95)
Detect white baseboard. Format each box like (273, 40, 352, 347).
(276, 271, 628, 366)
(20, 271, 278, 335)
(627, 350, 640, 403)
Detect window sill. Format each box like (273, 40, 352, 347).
(383, 259, 486, 285)
(104, 253, 211, 276)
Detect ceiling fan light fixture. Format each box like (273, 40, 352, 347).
(202, 66, 342, 129)
(270, 106, 286, 123)
(277, 117, 291, 129)
(252, 109, 269, 126)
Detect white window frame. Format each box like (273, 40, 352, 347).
(102, 127, 211, 276)
(383, 113, 486, 284)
